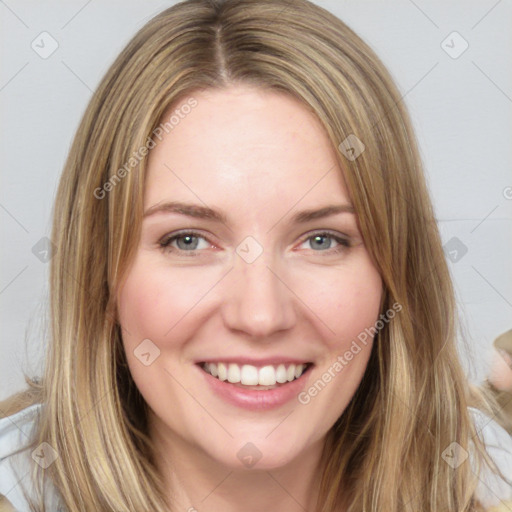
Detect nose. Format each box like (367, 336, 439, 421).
(221, 247, 297, 340)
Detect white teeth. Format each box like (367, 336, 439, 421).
(227, 363, 240, 383)
(217, 362, 227, 381)
(241, 365, 259, 385)
(202, 362, 309, 386)
(259, 366, 276, 386)
(276, 364, 287, 383)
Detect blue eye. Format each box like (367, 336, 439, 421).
(159, 231, 210, 256)
(299, 232, 351, 254)
(159, 230, 351, 256)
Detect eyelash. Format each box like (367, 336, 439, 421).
(158, 230, 351, 257)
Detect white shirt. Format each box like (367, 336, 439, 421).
(1, 403, 511, 510)
(0, 404, 64, 511)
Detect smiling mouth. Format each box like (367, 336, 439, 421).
(198, 361, 313, 390)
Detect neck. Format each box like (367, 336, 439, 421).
(149, 416, 328, 512)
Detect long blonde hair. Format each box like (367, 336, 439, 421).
(1, 0, 508, 510)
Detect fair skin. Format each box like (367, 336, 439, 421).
(490, 348, 512, 391)
(117, 85, 383, 512)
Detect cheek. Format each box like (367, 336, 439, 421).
(294, 259, 382, 427)
(333, 273, 382, 345)
(116, 256, 227, 402)
(117, 257, 210, 346)
(300, 257, 383, 351)
(116, 259, 204, 412)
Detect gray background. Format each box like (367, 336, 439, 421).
(1, 0, 511, 400)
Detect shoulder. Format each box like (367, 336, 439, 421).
(0, 403, 65, 511)
(468, 406, 512, 510)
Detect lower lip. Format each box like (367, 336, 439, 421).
(196, 364, 313, 411)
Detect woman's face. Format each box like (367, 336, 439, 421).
(117, 85, 383, 470)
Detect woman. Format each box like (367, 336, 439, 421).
(1, 0, 511, 510)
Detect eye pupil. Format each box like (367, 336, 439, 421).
(177, 235, 199, 250)
(162, 232, 347, 255)
(311, 235, 331, 250)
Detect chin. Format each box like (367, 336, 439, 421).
(207, 436, 307, 471)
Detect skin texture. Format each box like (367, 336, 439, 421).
(490, 348, 512, 391)
(117, 85, 383, 511)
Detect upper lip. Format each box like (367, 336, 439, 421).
(196, 357, 313, 367)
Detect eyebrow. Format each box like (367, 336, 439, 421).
(143, 201, 355, 224)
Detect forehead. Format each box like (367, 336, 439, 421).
(144, 85, 351, 217)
